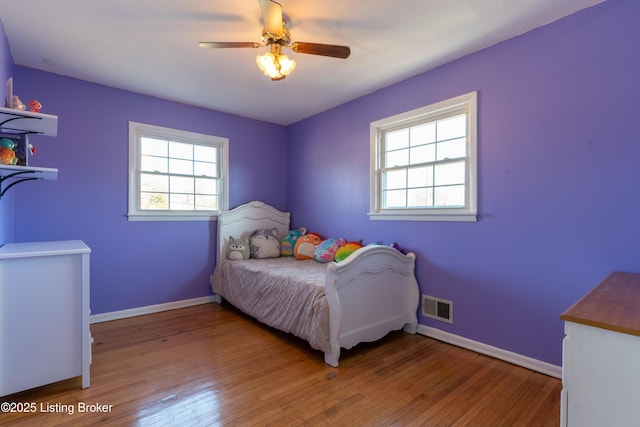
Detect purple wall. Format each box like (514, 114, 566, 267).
(287, 0, 640, 366)
(0, 17, 14, 244)
(12, 67, 287, 314)
(5, 0, 638, 366)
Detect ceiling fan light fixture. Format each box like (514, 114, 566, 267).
(200, 0, 349, 81)
(256, 44, 296, 81)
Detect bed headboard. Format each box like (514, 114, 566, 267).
(217, 201, 291, 265)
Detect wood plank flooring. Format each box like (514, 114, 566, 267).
(0, 302, 561, 426)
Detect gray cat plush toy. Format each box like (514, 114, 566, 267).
(227, 236, 250, 260)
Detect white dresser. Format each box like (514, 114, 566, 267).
(560, 272, 640, 427)
(0, 240, 91, 396)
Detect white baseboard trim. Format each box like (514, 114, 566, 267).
(90, 295, 222, 324)
(417, 325, 562, 379)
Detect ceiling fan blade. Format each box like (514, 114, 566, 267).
(199, 42, 260, 49)
(260, 0, 283, 35)
(290, 42, 351, 59)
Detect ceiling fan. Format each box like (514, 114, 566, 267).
(199, 0, 351, 81)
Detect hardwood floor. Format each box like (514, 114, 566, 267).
(1, 303, 561, 426)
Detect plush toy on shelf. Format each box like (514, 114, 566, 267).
(0, 146, 17, 165)
(28, 99, 42, 113)
(11, 95, 25, 111)
(0, 138, 18, 165)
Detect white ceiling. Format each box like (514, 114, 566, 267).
(0, 0, 604, 125)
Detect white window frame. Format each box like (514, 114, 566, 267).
(369, 91, 478, 222)
(128, 121, 229, 221)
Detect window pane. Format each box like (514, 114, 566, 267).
(384, 169, 406, 190)
(169, 141, 193, 160)
(141, 155, 167, 173)
(386, 149, 409, 167)
(407, 166, 432, 188)
(437, 114, 466, 141)
(140, 192, 168, 210)
(407, 188, 432, 207)
(385, 129, 409, 151)
(384, 189, 406, 208)
(410, 144, 435, 165)
(434, 161, 465, 186)
(170, 176, 194, 193)
(170, 194, 194, 210)
(434, 185, 465, 207)
(195, 195, 217, 211)
(194, 161, 217, 177)
(195, 177, 217, 195)
(141, 137, 167, 156)
(437, 137, 466, 161)
(169, 158, 193, 175)
(410, 123, 436, 145)
(140, 173, 168, 192)
(194, 145, 217, 162)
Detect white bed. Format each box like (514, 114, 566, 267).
(209, 201, 420, 367)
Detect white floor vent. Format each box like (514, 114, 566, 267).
(422, 295, 453, 324)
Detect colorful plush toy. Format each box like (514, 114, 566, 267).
(0, 138, 15, 150)
(294, 232, 323, 260)
(28, 99, 42, 113)
(315, 237, 347, 263)
(0, 146, 17, 165)
(390, 242, 408, 255)
(226, 236, 250, 260)
(281, 227, 307, 256)
(0, 138, 17, 164)
(249, 228, 281, 259)
(335, 240, 364, 262)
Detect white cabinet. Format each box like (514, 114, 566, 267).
(560, 272, 640, 427)
(0, 240, 91, 396)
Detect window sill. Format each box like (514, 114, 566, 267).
(127, 212, 219, 222)
(368, 211, 477, 222)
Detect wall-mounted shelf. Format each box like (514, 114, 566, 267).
(0, 107, 59, 198)
(0, 106, 58, 136)
(0, 164, 58, 198)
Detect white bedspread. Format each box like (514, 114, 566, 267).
(210, 257, 331, 353)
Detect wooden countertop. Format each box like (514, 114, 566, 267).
(561, 271, 640, 336)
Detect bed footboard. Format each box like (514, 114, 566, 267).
(324, 245, 420, 367)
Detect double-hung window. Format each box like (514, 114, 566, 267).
(369, 91, 477, 222)
(128, 121, 229, 221)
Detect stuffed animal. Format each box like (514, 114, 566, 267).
(315, 237, 346, 263)
(0, 146, 17, 165)
(335, 240, 364, 262)
(281, 227, 307, 256)
(390, 242, 408, 255)
(226, 236, 250, 260)
(249, 228, 281, 259)
(294, 232, 323, 260)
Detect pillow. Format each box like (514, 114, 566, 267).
(294, 232, 323, 260)
(249, 228, 281, 259)
(281, 227, 307, 257)
(335, 240, 364, 262)
(314, 238, 346, 263)
(226, 236, 250, 260)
